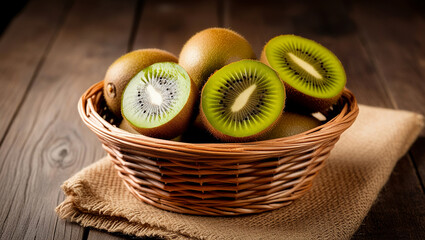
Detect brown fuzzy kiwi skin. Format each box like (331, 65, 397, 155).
(260, 41, 344, 113)
(104, 49, 178, 117)
(181, 114, 222, 143)
(119, 118, 140, 134)
(257, 112, 322, 140)
(199, 69, 285, 143)
(123, 77, 198, 140)
(179, 28, 256, 90)
(119, 118, 182, 141)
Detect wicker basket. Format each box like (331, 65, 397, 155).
(78, 81, 359, 216)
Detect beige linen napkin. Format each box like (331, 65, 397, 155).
(56, 105, 424, 240)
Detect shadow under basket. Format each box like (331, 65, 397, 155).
(78, 81, 359, 216)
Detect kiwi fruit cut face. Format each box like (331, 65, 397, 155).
(121, 62, 196, 139)
(104, 49, 178, 117)
(261, 35, 346, 112)
(179, 28, 256, 90)
(258, 112, 322, 140)
(200, 60, 286, 142)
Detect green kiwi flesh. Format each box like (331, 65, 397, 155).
(258, 112, 322, 140)
(200, 60, 286, 142)
(261, 35, 346, 112)
(121, 62, 196, 139)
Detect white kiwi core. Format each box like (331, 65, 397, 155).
(146, 84, 163, 106)
(231, 84, 257, 112)
(288, 52, 322, 80)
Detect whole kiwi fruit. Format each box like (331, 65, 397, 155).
(179, 28, 256, 90)
(258, 112, 322, 140)
(121, 62, 197, 139)
(118, 118, 139, 134)
(104, 49, 178, 117)
(200, 60, 286, 142)
(261, 35, 346, 112)
(181, 114, 221, 143)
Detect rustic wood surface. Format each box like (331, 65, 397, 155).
(0, 0, 424, 239)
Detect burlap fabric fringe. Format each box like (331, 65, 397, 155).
(56, 105, 424, 240)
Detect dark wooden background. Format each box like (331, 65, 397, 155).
(0, 0, 424, 239)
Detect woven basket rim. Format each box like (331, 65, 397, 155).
(78, 81, 359, 155)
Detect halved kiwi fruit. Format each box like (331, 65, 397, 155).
(121, 62, 197, 139)
(104, 49, 178, 117)
(200, 60, 286, 142)
(179, 28, 256, 90)
(261, 35, 346, 112)
(258, 112, 322, 140)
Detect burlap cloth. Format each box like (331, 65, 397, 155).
(56, 105, 424, 239)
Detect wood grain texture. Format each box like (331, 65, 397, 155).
(0, 0, 423, 239)
(351, 0, 425, 206)
(352, 0, 425, 135)
(0, 0, 70, 143)
(410, 137, 425, 193)
(133, 0, 219, 56)
(349, 1, 425, 237)
(352, 155, 425, 239)
(0, 0, 136, 239)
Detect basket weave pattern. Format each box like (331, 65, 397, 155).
(79, 81, 359, 216)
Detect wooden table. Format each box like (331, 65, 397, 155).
(1, 0, 424, 239)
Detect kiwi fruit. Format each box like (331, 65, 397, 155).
(261, 35, 346, 112)
(200, 60, 286, 142)
(104, 49, 178, 117)
(119, 118, 183, 141)
(181, 114, 221, 143)
(121, 62, 197, 139)
(119, 118, 140, 134)
(258, 112, 322, 140)
(179, 28, 256, 90)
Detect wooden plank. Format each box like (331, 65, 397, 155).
(0, 0, 28, 34)
(351, 0, 425, 200)
(351, 0, 425, 133)
(0, 0, 136, 239)
(225, 0, 425, 238)
(349, 0, 425, 236)
(352, 155, 425, 239)
(0, 0, 71, 144)
(133, 0, 220, 55)
(410, 137, 425, 192)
